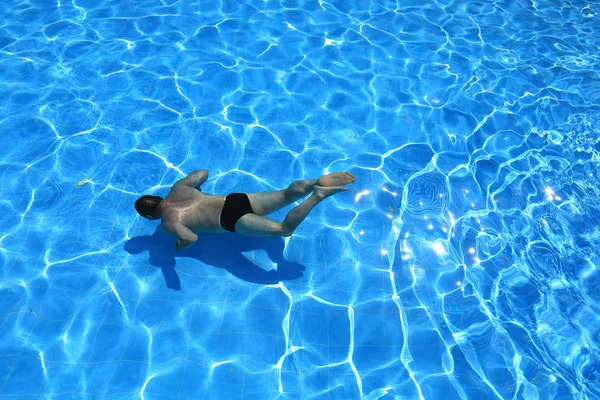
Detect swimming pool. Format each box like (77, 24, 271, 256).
(1, 0, 600, 398)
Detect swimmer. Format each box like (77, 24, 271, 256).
(135, 171, 356, 251)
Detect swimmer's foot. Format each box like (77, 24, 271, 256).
(314, 185, 348, 200)
(317, 172, 356, 187)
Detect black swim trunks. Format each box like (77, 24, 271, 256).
(220, 193, 254, 232)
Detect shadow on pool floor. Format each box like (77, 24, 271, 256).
(124, 227, 305, 289)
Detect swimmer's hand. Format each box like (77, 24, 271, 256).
(175, 239, 195, 252)
(164, 221, 198, 252)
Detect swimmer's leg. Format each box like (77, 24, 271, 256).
(236, 186, 347, 236)
(247, 172, 356, 216)
(247, 179, 317, 216)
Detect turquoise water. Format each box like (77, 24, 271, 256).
(1, 0, 600, 398)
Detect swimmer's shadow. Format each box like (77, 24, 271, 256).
(124, 227, 305, 289)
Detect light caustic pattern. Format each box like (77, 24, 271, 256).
(1, 0, 600, 399)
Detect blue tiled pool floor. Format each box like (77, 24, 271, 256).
(1, 0, 600, 399)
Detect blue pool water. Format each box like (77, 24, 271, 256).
(1, 0, 600, 398)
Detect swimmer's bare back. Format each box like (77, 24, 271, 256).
(135, 169, 356, 252)
(160, 171, 227, 251)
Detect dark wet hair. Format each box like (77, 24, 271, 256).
(135, 195, 163, 217)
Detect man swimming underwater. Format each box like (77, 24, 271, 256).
(135, 171, 356, 251)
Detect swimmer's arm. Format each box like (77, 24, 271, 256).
(163, 221, 198, 252)
(174, 170, 209, 191)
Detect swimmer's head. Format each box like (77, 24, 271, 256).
(135, 195, 164, 220)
